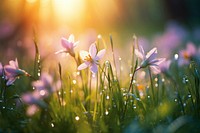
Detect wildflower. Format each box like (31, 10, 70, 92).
(178, 42, 197, 66)
(78, 43, 106, 73)
(4, 58, 30, 86)
(0, 62, 3, 76)
(56, 34, 79, 57)
(135, 45, 165, 74)
(32, 72, 61, 96)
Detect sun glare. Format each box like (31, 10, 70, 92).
(53, 0, 85, 22)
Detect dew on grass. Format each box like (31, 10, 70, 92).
(38, 72, 41, 77)
(105, 110, 109, 115)
(58, 91, 61, 95)
(188, 94, 192, 98)
(147, 96, 150, 98)
(182, 76, 189, 84)
(174, 99, 177, 102)
(155, 83, 158, 87)
(133, 105, 137, 109)
(106, 95, 110, 100)
(72, 80, 77, 84)
(51, 123, 55, 128)
(174, 54, 179, 60)
(75, 116, 80, 121)
(130, 99, 133, 103)
(105, 61, 110, 67)
(2, 106, 5, 109)
(162, 78, 165, 82)
(129, 73, 133, 77)
(183, 103, 186, 107)
(70, 90, 73, 93)
(154, 78, 158, 82)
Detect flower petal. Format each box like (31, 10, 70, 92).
(90, 63, 98, 73)
(68, 34, 74, 43)
(135, 49, 144, 60)
(80, 51, 89, 60)
(89, 43, 97, 58)
(150, 66, 161, 74)
(96, 49, 106, 60)
(78, 62, 89, 70)
(146, 47, 157, 59)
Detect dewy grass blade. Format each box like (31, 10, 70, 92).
(33, 31, 41, 79)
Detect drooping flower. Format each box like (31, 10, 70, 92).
(55, 34, 79, 57)
(4, 58, 30, 86)
(135, 45, 165, 74)
(78, 43, 106, 73)
(178, 42, 197, 66)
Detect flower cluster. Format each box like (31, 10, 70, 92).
(56, 34, 106, 74)
(22, 73, 61, 116)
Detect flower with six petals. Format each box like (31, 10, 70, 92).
(78, 43, 106, 73)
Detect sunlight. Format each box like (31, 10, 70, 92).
(53, 0, 85, 22)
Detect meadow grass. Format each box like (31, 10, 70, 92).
(0, 34, 200, 133)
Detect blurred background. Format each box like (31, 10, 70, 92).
(0, 0, 200, 63)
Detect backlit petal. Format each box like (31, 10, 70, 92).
(96, 49, 106, 60)
(89, 43, 97, 58)
(90, 63, 98, 73)
(78, 62, 89, 70)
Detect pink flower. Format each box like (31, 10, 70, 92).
(4, 58, 30, 86)
(78, 43, 106, 73)
(32, 72, 61, 95)
(178, 42, 197, 66)
(56, 34, 79, 57)
(135, 45, 165, 74)
(0, 62, 3, 76)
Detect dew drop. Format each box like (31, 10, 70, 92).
(174, 54, 179, 60)
(51, 123, 54, 127)
(2, 106, 5, 109)
(105, 110, 109, 115)
(147, 96, 150, 98)
(162, 78, 165, 82)
(70, 90, 73, 93)
(183, 103, 186, 107)
(106, 95, 110, 100)
(188, 94, 192, 98)
(75, 116, 80, 121)
(72, 80, 77, 84)
(155, 83, 158, 87)
(174, 99, 177, 102)
(154, 78, 158, 82)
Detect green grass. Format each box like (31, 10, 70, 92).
(1, 35, 200, 133)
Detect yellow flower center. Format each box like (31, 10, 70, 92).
(183, 52, 190, 60)
(137, 84, 144, 91)
(84, 54, 93, 62)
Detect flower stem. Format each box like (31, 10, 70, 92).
(148, 67, 155, 107)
